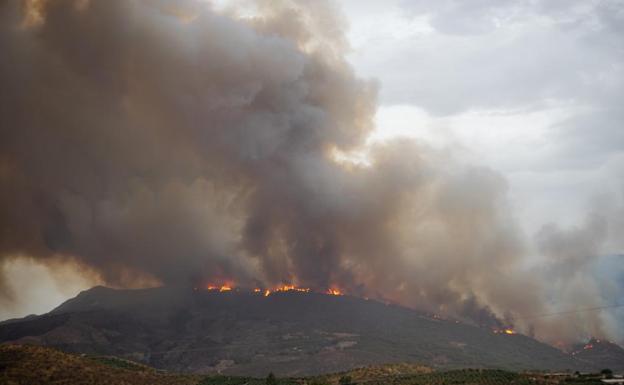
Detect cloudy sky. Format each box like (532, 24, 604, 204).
(1, 0, 623, 342)
(340, 0, 624, 233)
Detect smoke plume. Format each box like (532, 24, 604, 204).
(0, 0, 618, 344)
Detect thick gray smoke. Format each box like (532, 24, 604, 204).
(0, 0, 616, 344)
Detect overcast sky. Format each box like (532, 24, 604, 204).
(340, 0, 624, 238)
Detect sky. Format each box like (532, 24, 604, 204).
(0, 0, 623, 345)
(340, 0, 624, 233)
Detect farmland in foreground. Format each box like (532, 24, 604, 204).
(0, 344, 613, 385)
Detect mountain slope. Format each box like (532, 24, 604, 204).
(0, 286, 605, 375)
(571, 338, 624, 371)
(1, 344, 580, 385)
(0, 344, 200, 385)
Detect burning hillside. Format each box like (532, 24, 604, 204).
(1, 286, 608, 375)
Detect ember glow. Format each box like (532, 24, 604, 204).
(493, 328, 517, 335)
(201, 283, 336, 297)
(274, 285, 311, 293)
(326, 289, 343, 296)
(260, 284, 312, 296)
(206, 285, 233, 292)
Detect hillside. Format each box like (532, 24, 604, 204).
(0, 344, 199, 385)
(0, 286, 612, 375)
(571, 338, 624, 371)
(2, 344, 605, 385)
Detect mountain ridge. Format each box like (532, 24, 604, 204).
(0, 286, 619, 375)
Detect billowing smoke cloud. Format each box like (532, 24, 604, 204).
(532, 166, 624, 344)
(0, 0, 617, 344)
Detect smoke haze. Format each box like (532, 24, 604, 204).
(0, 0, 621, 345)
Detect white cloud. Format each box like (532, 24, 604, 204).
(340, 0, 624, 238)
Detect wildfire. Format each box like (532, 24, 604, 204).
(326, 288, 343, 296)
(202, 283, 342, 297)
(493, 328, 516, 335)
(276, 285, 311, 293)
(261, 285, 312, 297)
(206, 284, 233, 292)
(583, 343, 593, 350)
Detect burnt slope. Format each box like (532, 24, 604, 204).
(0, 286, 602, 375)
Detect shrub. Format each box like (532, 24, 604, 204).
(266, 372, 277, 385)
(601, 369, 614, 379)
(339, 375, 354, 385)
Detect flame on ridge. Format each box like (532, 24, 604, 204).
(326, 288, 342, 296)
(206, 284, 233, 292)
(262, 284, 312, 297)
(201, 282, 344, 297)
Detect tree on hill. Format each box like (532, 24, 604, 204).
(266, 372, 277, 385)
(601, 369, 614, 379)
(339, 375, 354, 385)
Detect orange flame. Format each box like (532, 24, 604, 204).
(326, 288, 342, 296)
(205, 284, 233, 292)
(204, 283, 344, 297)
(275, 285, 310, 293)
(262, 285, 311, 296)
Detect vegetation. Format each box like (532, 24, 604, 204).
(322, 369, 543, 385)
(601, 368, 614, 378)
(198, 375, 296, 385)
(0, 344, 199, 385)
(338, 375, 353, 385)
(1, 344, 619, 385)
(88, 355, 154, 371)
(563, 373, 609, 384)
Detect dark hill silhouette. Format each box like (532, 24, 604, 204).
(0, 286, 615, 375)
